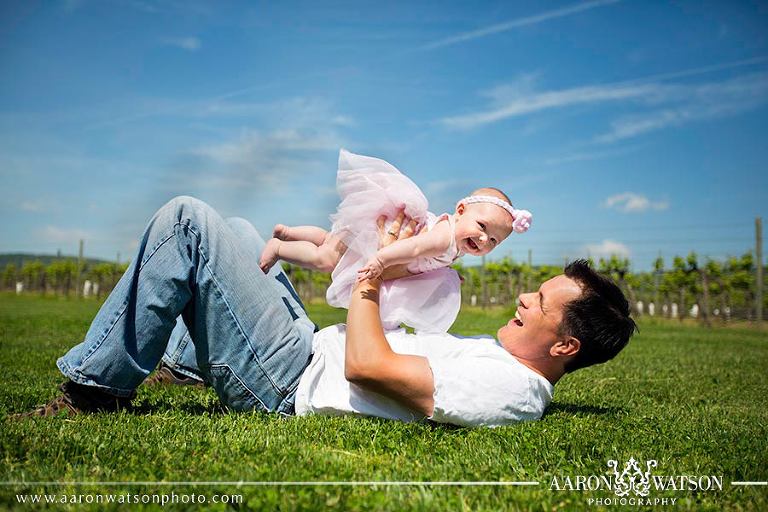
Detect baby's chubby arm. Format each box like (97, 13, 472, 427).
(357, 220, 453, 281)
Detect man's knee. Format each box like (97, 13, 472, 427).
(159, 196, 222, 229)
(165, 195, 209, 213)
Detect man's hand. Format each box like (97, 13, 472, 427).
(369, 210, 419, 281)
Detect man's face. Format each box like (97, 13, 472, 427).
(497, 275, 583, 361)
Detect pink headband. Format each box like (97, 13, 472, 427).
(457, 195, 533, 234)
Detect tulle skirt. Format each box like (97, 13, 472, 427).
(326, 149, 461, 333)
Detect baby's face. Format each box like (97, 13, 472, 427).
(453, 202, 513, 256)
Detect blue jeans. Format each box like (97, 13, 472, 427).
(162, 317, 206, 383)
(161, 217, 312, 385)
(57, 196, 315, 414)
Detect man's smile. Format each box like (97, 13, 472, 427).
(506, 310, 524, 328)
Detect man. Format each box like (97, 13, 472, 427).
(21, 196, 636, 427)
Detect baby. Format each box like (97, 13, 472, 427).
(260, 188, 530, 278)
(259, 149, 532, 332)
(357, 187, 531, 281)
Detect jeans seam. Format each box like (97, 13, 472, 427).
(210, 363, 268, 411)
(169, 333, 190, 363)
(163, 360, 203, 381)
(184, 220, 287, 399)
(80, 230, 178, 366)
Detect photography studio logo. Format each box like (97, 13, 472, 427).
(549, 457, 724, 506)
(607, 457, 657, 498)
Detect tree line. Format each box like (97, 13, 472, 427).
(3, 250, 765, 324)
(2, 259, 130, 298)
(282, 251, 765, 325)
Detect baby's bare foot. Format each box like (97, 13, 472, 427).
(272, 224, 290, 241)
(259, 238, 281, 273)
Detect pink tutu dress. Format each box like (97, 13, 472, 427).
(326, 149, 462, 333)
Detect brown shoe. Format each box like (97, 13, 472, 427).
(15, 381, 134, 418)
(144, 363, 205, 387)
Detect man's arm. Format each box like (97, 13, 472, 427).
(344, 212, 435, 416)
(344, 277, 435, 417)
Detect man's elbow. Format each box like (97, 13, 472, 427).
(344, 363, 372, 384)
(344, 359, 381, 385)
(343, 364, 360, 383)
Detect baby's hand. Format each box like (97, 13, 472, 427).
(357, 257, 385, 282)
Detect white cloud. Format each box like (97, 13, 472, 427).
(480, 73, 541, 105)
(603, 192, 669, 213)
(187, 97, 349, 177)
(441, 80, 659, 130)
(439, 63, 768, 134)
(594, 72, 768, 143)
(96, 96, 354, 130)
(182, 126, 345, 197)
(39, 226, 91, 243)
(20, 200, 45, 212)
(584, 240, 631, 259)
(542, 145, 641, 165)
(193, 128, 341, 165)
(107, 95, 355, 219)
(162, 36, 201, 51)
(422, 0, 621, 50)
(330, 115, 356, 127)
(617, 56, 768, 87)
(191, 98, 358, 126)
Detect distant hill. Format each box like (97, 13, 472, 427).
(0, 253, 116, 268)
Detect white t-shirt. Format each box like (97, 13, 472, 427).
(294, 324, 554, 428)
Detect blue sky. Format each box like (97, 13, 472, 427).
(2, 0, 767, 270)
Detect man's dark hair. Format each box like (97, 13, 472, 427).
(560, 259, 637, 373)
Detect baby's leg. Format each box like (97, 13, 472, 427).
(260, 233, 346, 274)
(261, 224, 329, 273)
(273, 224, 328, 245)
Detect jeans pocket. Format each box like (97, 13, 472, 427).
(208, 364, 267, 412)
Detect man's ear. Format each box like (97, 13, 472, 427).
(551, 336, 580, 358)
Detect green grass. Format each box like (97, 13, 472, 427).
(1, 294, 767, 511)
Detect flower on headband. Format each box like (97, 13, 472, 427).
(511, 209, 532, 233)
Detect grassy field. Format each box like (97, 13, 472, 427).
(1, 293, 767, 511)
